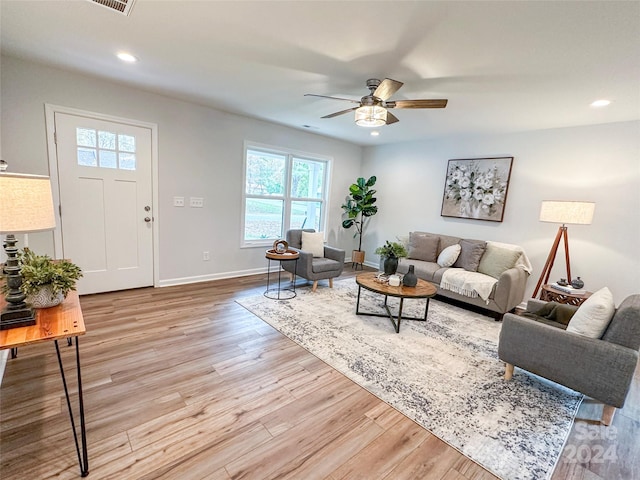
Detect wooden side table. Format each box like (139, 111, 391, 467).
(540, 284, 592, 306)
(265, 249, 299, 300)
(0, 291, 89, 477)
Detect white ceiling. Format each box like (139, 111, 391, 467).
(2, 0, 639, 146)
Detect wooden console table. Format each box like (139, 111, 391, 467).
(540, 284, 592, 306)
(0, 291, 89, 477)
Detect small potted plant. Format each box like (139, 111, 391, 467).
(2, 248, 83, 308)
(375, 240, 408, 275)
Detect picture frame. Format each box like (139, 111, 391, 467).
(441, 156, 513, 222)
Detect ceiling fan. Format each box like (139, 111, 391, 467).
(305, 78, 447, 127)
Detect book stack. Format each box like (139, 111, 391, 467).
(550, 283, 586, 295)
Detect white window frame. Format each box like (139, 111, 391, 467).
(241, 141, 332, 248)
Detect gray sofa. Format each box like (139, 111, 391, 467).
(396, 231, 530, 317)
(498, 294, 640, 425)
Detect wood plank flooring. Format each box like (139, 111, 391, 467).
(1, 267, 638, 479)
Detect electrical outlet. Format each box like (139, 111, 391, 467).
(203, 251, 210, 261)
(173, 196, 185, 207)
(190, 197, 204, 208)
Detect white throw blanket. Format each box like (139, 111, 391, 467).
(440, 268, 497, 303)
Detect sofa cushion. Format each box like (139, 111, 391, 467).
(437, 244, 461, 267)
(301, 231, 324, 257)
(566, 287, 615, 338)
(311, 257, 341, 273)
(408, 232, 440, 262)
(477, 243, 521, 279)
(453, 239, 487, 272)
(437, 234, 462, 254)
(403, 260, 442, 283)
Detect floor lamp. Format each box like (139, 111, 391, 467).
(532, 200, 595, 298)
(0, 172, 56, 330)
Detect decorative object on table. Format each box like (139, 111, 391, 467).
(571, 276, 585, 289)
(441, 157, 513, 222)
(273, 239, 288, 254)
(557, 278, 568, 286)
(5, 248, 82, 308)
(532, 200, 596, 298)
(388, 274, 401, 287)
(374, 240, 408, 275)
(0, 171, 56, 330)
(238, 281, 583, 480)
(402, 264, 418, 287)
(341, 176, 378, 269)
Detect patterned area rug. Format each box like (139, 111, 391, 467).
(237, 279, 582, 480)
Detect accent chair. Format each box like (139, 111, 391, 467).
(498, 294, 640, 425)
(281, 229, 345, 292)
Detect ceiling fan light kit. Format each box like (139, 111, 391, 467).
(306, 78, 448, 128)
(355, 105, 387, 127)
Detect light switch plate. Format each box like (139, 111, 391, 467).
(190, 197, 204, 208)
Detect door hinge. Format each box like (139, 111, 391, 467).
(54, 131, 57, 145)
(59, 204, 62, 217)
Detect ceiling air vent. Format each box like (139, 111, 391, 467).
(88, 0, 136, 16)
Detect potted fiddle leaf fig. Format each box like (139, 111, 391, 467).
(341, 175, 378, 267)
(2, 248, 83, 308)
(375, 240, 408, 275)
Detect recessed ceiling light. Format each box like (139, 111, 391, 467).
(590, 99, 610, 107)
(117, 52, 138, 63)
(370, 131, 380, 136)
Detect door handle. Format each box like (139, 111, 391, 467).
(144, 217, 151, 223)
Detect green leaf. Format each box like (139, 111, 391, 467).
(342, 219, 355, 229)
(365, 176, 377, 187)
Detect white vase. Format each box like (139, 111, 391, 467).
(27, 285, 64, 308)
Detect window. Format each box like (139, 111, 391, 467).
(76, 127, 137, 170)
(243, 144, 330, 245)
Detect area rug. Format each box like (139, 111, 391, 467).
(237, 280, 582, 480)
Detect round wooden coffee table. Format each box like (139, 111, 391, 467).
(355, 272, 437, 333)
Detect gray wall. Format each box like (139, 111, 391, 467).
(1, 55, 363, 283)
(362, 122, 640, 303)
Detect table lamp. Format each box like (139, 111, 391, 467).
(532, 200, 595, 298)
(0, 172, 57, 330)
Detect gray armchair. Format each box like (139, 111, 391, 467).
(281, 229, 345, 292)
(498, 294, 640, 425)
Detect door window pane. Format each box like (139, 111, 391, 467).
(77, 148, 97, 167)
(99, 150, 117, 168)
(118, 134, 136, 152)
(76, 128, 96, 147)
(245, 150, 286, 195)
(291, 158, 325, 199)
(119, 153, 136, 171)
(290, 201, 322, 231)
(98, 130, 116, 149)
(244, 198, 283, 240)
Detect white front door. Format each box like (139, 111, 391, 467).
(54, 112, 154, 294)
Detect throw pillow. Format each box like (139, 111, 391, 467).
(301, 231, 325, 258)
(453, 239, 487, 272)
(408, 233, 440, 262)
(437, 244, 461, 267)
(566, 287, 615, 338)
(477, 244, 521, 279)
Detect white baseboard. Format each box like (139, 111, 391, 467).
(0, 350, 8, 385)
(158, 267, 269, 288)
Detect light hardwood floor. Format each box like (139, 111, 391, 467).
(1, 267, 638, 479)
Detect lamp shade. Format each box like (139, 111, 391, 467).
(355, 105, 387, 127)
(539, 200, 595, 225)
(0, 173, 56, 233)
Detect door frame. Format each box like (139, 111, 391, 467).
(44, 104, 160, 289)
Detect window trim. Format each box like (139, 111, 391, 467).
(241, 141, 332, 248)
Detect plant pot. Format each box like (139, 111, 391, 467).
(26, 285, 64, 309)
(352, 250, 365, 265)
(383, 256, 399, 275)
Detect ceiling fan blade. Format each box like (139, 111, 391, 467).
(304, 94, 360, 104)
(321, 107, 359, 119)
(373, 78, 403, 100)
(388, 99, 448, 109)
(385, 112, 399, 125)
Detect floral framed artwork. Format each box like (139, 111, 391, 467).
(441, 156, 513, 222)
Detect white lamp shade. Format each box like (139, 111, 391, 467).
(539, 200, 595, 225)
(0, 173, 56, 233)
